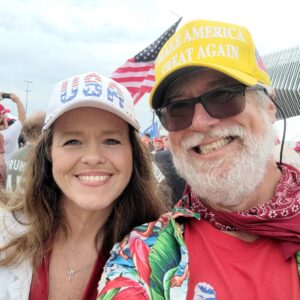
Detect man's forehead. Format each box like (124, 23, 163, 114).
(165, 69, 238, 100)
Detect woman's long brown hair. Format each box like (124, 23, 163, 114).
(0, 126, 168, 269)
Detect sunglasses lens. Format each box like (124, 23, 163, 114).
(204, 89, 246, 119)
(159, 101, 195, 131)
(158, 85, 246, 132)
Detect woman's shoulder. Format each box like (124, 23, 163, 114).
(0, 208, 32, 299)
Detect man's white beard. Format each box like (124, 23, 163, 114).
(171, 110, 277, 209)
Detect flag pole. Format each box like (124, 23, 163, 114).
(170, 11, 181, 19)
(152, 109, 155, 126)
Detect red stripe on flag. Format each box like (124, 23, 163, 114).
(112, 76, 153, 83)
(112, 65, 153, 74)
(110, 18, 182, 106)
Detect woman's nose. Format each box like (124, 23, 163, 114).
(80, 144, 107, 165)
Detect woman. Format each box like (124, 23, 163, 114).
(0, 72, 167, 299)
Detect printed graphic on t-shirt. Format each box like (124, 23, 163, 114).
(193, 282, 216, 300)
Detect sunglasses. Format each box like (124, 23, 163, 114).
(156, 84, 266, 132)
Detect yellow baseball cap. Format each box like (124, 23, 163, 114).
(150, 19, 270, 109)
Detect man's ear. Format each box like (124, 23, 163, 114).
(267, 99, 277, 124)
(266, 87, 277, 123)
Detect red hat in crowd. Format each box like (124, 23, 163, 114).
(294, 141, 300, 151)
(153, 137, 163, 143)
(0, 104, 10, 114)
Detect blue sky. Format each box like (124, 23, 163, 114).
(1, 0, 299, 137)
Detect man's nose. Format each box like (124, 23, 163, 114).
(189, 103, 220, 132)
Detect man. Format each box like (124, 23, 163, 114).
(152, 137, 164, 153)
(97, 20, 300, 299)
(0, 93, 26, 163)
(160, 134, 170, 150)
(6, 111, 45, 192)
(141, 133, 155, 152)
(154, 139, 186, 205)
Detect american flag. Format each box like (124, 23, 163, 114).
(255, 49, 267, 72)
(111, 18, 182, 105)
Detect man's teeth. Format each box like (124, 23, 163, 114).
(78, 175, 109, 182)
(197, 138, 231, 154)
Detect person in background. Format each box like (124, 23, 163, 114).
(161, 134, 170, 150)
(294, 141, 300, 158)
(154, 147, 186, 205)
(0, 134, 6, 188)
(5, 118, 26, 148)
(272, 141, 300, 170)
(0, 72, 167, 299)
(152, 137, 164, 153)
(153, 132, 186, 205)
(18, 131, 26, 148)
(141, 133, 155, 152)
(6, 111, 46, 192)
(97, 19, 300, 299)
(140, 133, 174, 206)
(0, 93, 26, 163)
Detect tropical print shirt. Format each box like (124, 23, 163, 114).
(98, 166, 300, 300)
(97, 206, 197, 300)
(97, 203, 300, 300)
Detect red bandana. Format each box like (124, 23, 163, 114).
(178, 163, 300, 259)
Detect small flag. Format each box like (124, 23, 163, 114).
(111, 18, 182, 105)
(142, 121, 159, 139)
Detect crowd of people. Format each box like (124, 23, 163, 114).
(0, 17, 300, 300)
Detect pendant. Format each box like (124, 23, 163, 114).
(67, 269, 75, 281)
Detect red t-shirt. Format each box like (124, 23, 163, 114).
(29, 250, 106, 300)
(185, 219, 300, 300)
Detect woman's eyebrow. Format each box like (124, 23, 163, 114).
(57, 130, 82, 137)
(58, 129, 125, 137)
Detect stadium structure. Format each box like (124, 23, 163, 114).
(263, 46, 300, 119)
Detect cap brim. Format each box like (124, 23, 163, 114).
(150, 63, 260, 110)
(43, 99, 140, 131)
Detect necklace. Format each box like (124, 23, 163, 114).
(66, 261, 95, 281)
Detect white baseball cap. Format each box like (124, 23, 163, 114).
(43, 72, 140, 131)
